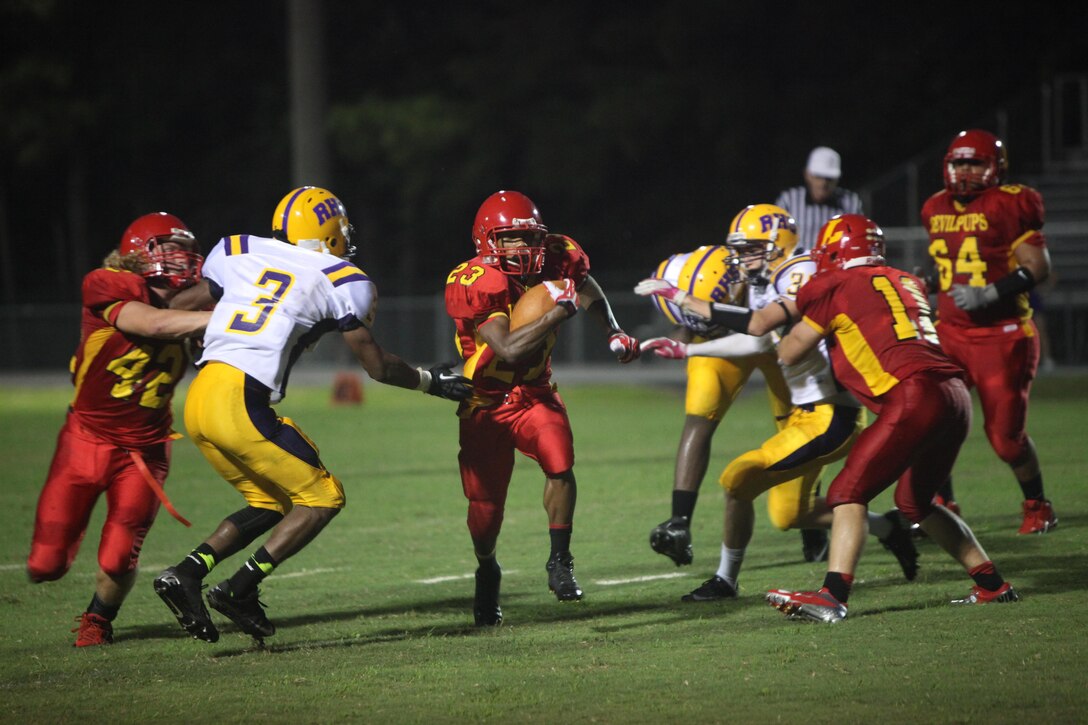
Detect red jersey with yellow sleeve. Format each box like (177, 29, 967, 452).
(539, 234, 591, 286)
(445, 257, 554, 409)
(921, 183, 1046, 329)
(795, 265, 963, 412)
(444, 237, 588, 410)
(69, 268, 190, 448)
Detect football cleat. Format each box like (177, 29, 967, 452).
(474, 562, 503, 627)
(681, 575, 737, 602)
(546, 552, 584, 602)
(154, 567, 219, 643)
(72, 612, 113, 647)
(951, 582, 1020, 605)
(801, 528, 829, 562)
(765, 588, 848, 623)
(206, 582, 275, 638)
(1018, 499, 1058, 535)
(649, 516, 693, 566)
(878, 510, 919, 581)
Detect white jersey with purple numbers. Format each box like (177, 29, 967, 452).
(759, 254, 856, 407)
(199, 234, 377, 402)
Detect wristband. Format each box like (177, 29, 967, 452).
(708, 303, 753, 334)
(992, 267, 1036, 299)
(415, 367, 432, 392)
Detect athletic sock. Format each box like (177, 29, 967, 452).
(227, 546, 278, 598)
(549, 524, 572, 557)
(672, 490, 697, 522)
(822, 572, 854, 604)
(1017, 474, 1044, 501)
(969, 561, 1005, 592)
(716, 544, 745, 590)
(176, 543, 218, 580)
(87, 593, 120, 621)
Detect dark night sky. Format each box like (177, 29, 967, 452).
(2, 1, 1086, 302)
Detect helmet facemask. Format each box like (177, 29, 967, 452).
(143, 235, 204, 289)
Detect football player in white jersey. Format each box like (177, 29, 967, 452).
(154, 187, 470, 643)
(636, 204, 917, 602)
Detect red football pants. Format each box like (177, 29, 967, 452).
(27, 414, 169, 581)
(458, 386, 575, 541)
(826, 374, 971, 523)
(938, 321, 1039, 465)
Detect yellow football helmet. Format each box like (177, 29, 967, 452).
(272, 186, 356, 258)
(649, 246, 741, 334)
(725, 204, 798, 282)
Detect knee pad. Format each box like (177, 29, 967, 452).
(26, 549, 69, 582)
(766, 501, 802, 532)
(467, 500, 504, 541)
(226, 506, 285, 543)
(98, 520, 147, 576)
(988, 429, 1029, 466)
(719, 451, 769, 503)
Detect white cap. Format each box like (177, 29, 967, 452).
(806, 146, 841, 179)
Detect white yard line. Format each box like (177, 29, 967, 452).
(593, 572, 688, 586)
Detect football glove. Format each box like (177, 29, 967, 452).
(543, 279, 579, 317)
(424, 362, 472, 401)
(950, 283, 999, 311)
(608, 331, 640, 363)
(640, 337, 689, 359)
(634, 278, 688, 306)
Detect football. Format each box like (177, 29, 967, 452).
(510, 282, 559, 330)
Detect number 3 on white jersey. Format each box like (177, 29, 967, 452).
(228, 268, 295, 335)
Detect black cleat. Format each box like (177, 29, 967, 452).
(879, 510, 920, 581)
(206, 581, 275, 638)
(649, 516, 693, 566)
(474, 562, 503, 626)
(800, 528, 829, 562)
(546, 552, 583, 601)
(154, 567, 219, 643)
(681, 575, 738, 602)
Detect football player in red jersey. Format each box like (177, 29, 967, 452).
(444, 190, 639, 626)
(26, 213, 211, 646)
(920, 130, 1055, 534)
(753, 215, 1018, 622)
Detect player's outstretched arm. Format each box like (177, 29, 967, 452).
(115, 301, 211, 339)
(580, 275, 639, 362)
(168, 280, 217, 311)
(342, 326, 470, 400)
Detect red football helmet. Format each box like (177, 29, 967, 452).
(943, 129, 1008, 196)
(119, 212, 203, 289)
(811, 214, 885, 275)
(472, 190, 548, 276)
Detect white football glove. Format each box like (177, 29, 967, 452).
(608, 331, 640, 363)
(640, 337, 689, 359)
(543, 279, 579, 316)
(950, 283, 999, 311)
(634, 278, 688, 306)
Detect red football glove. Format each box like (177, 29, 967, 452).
(640, 337, 689, 359)
(608, 331, 640, 363)
(543, 279, 579, 317)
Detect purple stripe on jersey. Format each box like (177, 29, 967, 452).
(239, 235, 249, 254)
(280, 188, 309, 235)
(321, 260, 352, 275)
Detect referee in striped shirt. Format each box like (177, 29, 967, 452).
(775, 146, 863, 252)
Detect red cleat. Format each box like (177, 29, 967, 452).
(951, 582, 1020, 605)
(1018, 499, 1058, 535)
(72, 612, 113, 647)
(765, 587, 847, 623)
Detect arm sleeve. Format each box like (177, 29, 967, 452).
(333, 274, 379, 331)
(82, 269, 147, 325)
(687, 332, 774, 359)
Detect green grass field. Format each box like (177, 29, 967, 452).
(2, 372, 1086, 723)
